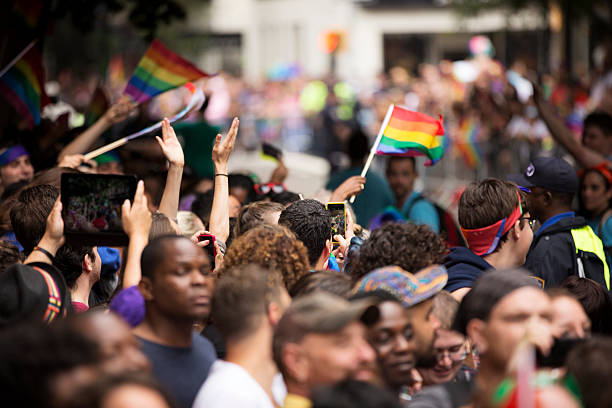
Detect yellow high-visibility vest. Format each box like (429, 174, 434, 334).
(570, 225, 610, 290)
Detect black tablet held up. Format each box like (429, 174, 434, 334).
(61, 173, 138, 247)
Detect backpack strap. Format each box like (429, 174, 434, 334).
(403, 193, 425, 217)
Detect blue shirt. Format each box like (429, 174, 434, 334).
(535, 212, 575, 238)
(401, 191, 441, 233)
(587, 215, 612, 271)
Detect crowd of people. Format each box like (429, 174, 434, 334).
(3, 39, 612, 408)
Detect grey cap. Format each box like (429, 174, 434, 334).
(275, 292, 379, 346)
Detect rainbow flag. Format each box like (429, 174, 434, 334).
(456, 117, 482, 169)
(375, 105, 445, 166)
(124, 39, 211, 104)
(85, 86, 110, 126)
(0, 43, 49, 129)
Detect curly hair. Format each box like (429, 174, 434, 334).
(221, 224, 310, 290)
(350, 222, 446, 282)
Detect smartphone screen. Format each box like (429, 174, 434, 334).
(198, 234, 217, 262)
(327, 202, 346, 243)
(61, 173, 137, 246)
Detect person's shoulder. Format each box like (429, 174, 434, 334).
(410, 195, 437, 212)
(602, 216, 612, 242)
(531, 225, 574, 247)
(407, 385, 453, 408)
(193, 362, 271, 408)
(192, 333, 218, 358)
(202, 361, 248, 384)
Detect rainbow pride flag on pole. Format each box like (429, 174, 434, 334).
(124, 39, 211, 104)
(0, 41, 49, 129)
(375, 105, 445, 166)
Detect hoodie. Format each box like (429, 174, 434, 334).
(443, 247, 494, 292)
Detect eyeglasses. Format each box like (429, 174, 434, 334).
(434, 345, 468, 362)
(254, 183, 286, 195)
(519, 216, 536, 230)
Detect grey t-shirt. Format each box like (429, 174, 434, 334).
(406, 378, 474, 408)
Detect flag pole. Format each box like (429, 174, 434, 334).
(83, 86, 205, 160)
(0, 40, 37, 79)
(349, 104, 394, 204)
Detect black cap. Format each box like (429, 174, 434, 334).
(0, 262, 70, 327)
(508, 157, 578, 194)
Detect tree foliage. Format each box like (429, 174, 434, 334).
(51, 0, 186, 40)
(450, 0, 605, 19)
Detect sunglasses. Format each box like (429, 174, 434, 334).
(255, 183, 286, 195)
(519, 216, 536, 229)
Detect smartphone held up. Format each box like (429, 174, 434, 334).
(198, 234, 217, 262)
(326, 202, 346, 245)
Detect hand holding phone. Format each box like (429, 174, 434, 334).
(326, 202, 346, 245)
(198, 233, 217, 262)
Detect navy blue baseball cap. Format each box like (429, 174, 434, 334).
(508, 157, 578, 194)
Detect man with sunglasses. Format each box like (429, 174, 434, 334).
(510, 157, 610, 290)
(444, 179, 534, 301)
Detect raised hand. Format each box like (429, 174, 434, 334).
(122, 180, 152, 239)
(42, 197, 65, 252)
(212, 117, 239, 172)
(104, 95, 138, 125)
(330, 176, 366, 202)
(156, 118, 184, 167)
(58, 154, 97, 171)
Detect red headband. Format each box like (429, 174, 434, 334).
(580, 164, 612, 188)
(460, 193, 523, 256)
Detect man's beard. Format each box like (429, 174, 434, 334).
(415, 332, 438, 369)
(415, 348, 438, 369)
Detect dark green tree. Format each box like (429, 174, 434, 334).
(1, 0, 189, 67)
(451, 0, 612, 72)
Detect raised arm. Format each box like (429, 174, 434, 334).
(121, 180, 152, 288)
(25, 197, 65, 265)
(156, 119, 184, 220)
(58, 96, 137, 161)
(209, 117, 239, 243)
(268, 160, 288, 185)
(533, 83, 607, 168)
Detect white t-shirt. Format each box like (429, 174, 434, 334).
(192, 360, 286, 408)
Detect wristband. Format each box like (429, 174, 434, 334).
(34, 246, 55, 262)
(215, 174, 229, 177)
